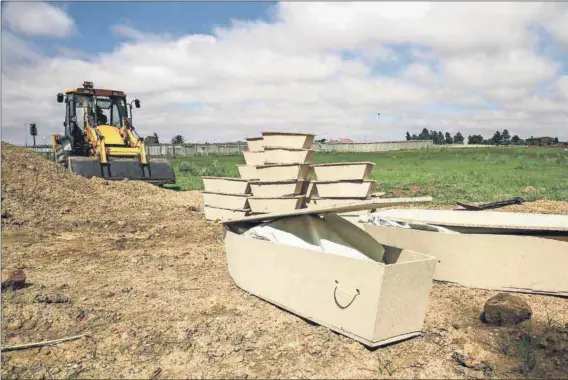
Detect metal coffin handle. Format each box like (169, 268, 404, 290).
(333, 280, 360, 309)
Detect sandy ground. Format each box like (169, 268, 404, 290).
(2, 144, 567, 379)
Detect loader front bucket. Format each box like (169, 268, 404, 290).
(68, 157, 176, 184)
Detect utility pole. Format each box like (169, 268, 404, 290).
(377, 113, 381, 143)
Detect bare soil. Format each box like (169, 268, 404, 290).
(2, 143, 567, 379)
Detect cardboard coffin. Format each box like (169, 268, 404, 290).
(263, 147, 316, 164)
(246, 137, 264, 152)
(224, 213, 436, 347)
(255, 164, 311, 181)
(203, 192, 250, 210)
(312, 180, 376, 199)
(375, 209, 568, 239)
(205, 206, 249, 221)
(237, 165, 260, 180)
(363, 224, 568, 296)
(313, 162, 375, 181)
(261, 132, 315, 150)
(248, 196, 305, 213)
(202, 177, 251, 195)
(249, 180, 307, 197)
(243, 151, 266, 166)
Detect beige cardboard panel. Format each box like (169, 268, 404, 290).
(376, 209, 568, 232)
(224, 227, 436, 346)
(202, 177, 251, 195)
(246, 137, 265, 152)
(261, 133, 315, 149)
(313, 181, 376, 199)
(204, 206, 249, 221)
(243, 151, 267, 166)
(250, 181, 306, 197)
(264, 148, 316, 164)
(373, 256, 436, 342)
(224, 196, 433, 223)
(363, 225, 568, 296)
(313, 163, 375, 181)
(248, 196, 305, 213)
(255, 164, 311, 181)
(237, 165, 260, 180)
(203, 192, 250, 209)
(307, 198, 372, 208)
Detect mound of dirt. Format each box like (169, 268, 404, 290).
(1, 143, 200, 229)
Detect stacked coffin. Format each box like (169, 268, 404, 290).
(307, 162, 381, 208)
(202, 176, 252, 221)
(247, 132, 315, 214)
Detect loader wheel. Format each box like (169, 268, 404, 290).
(55, 143, 69, 169)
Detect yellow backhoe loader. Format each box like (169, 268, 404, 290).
(52, 81, 175, 184)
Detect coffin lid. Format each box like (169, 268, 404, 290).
(313, 161, 375, 167)
(202, 176, 251, 182)
(256, 163, 311, 168)
(202, 191, 250, 197)
(262, 131, 316, 137)
(249, 180, 307, 184)
(263, 146, 316, 152)
(312, 180, 377, 184)
(376, 209, 568, 232)
(221, 196, 432, 224)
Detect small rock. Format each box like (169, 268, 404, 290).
(232, 333, 244, 345)
(7, 319, 23, 331)
(35, 294, 70, 304)
(104, 291, 116, 298)
(482, 293, 532, 326)
(117, 220, 126, 227)
(452, 322, 461, 330)
(463, 368, 484, 379)
(1, 269, 26, 291)
(521, 186, 536, 193)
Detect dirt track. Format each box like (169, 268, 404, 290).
(2, 143, 567, 379)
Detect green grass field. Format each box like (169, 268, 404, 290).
(167, 147, 568, 205)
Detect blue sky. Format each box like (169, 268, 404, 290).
(2, 2, 568, 144)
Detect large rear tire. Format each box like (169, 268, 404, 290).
(55, 143, 69, 169)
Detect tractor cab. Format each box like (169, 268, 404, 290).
(53, 81, 175, 184)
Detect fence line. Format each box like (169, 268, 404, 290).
(25, 140, 435, 158)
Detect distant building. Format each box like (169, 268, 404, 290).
(328, 138, 355, 144)
(525, 136, 553, 146)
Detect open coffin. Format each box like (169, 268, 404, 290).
(361, 210, 568, 296)
(222, 199, 436, 347)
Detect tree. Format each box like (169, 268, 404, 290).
(29, 123, 38, 147)
(453, 132, 464, 144)
(429, 130, 439, 144)
(418, 128, 430, 140)
(491, 130, 502, 145)
(511, 135, 520, 144)
(144, 132, 160, 145)
(171, 135, 185, 144)
(468, 135, 484, 144)
(406, 131, 411, 141)
(437, 131, 445, 145)
(411, 134, 418, 140)
(553, 137, 559, 144)
(445, 132, 453, 144)
(501, 129, 511, 145)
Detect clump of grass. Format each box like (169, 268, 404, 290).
(201, 160, 229, 177)
(178, 162, 200, 175)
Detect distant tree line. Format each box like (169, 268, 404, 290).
(405, 128, 465, 145)
(405, 128, 560, 146)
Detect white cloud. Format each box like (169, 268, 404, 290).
(2, 2, 75, 38)
(1, 2, 568, 145)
